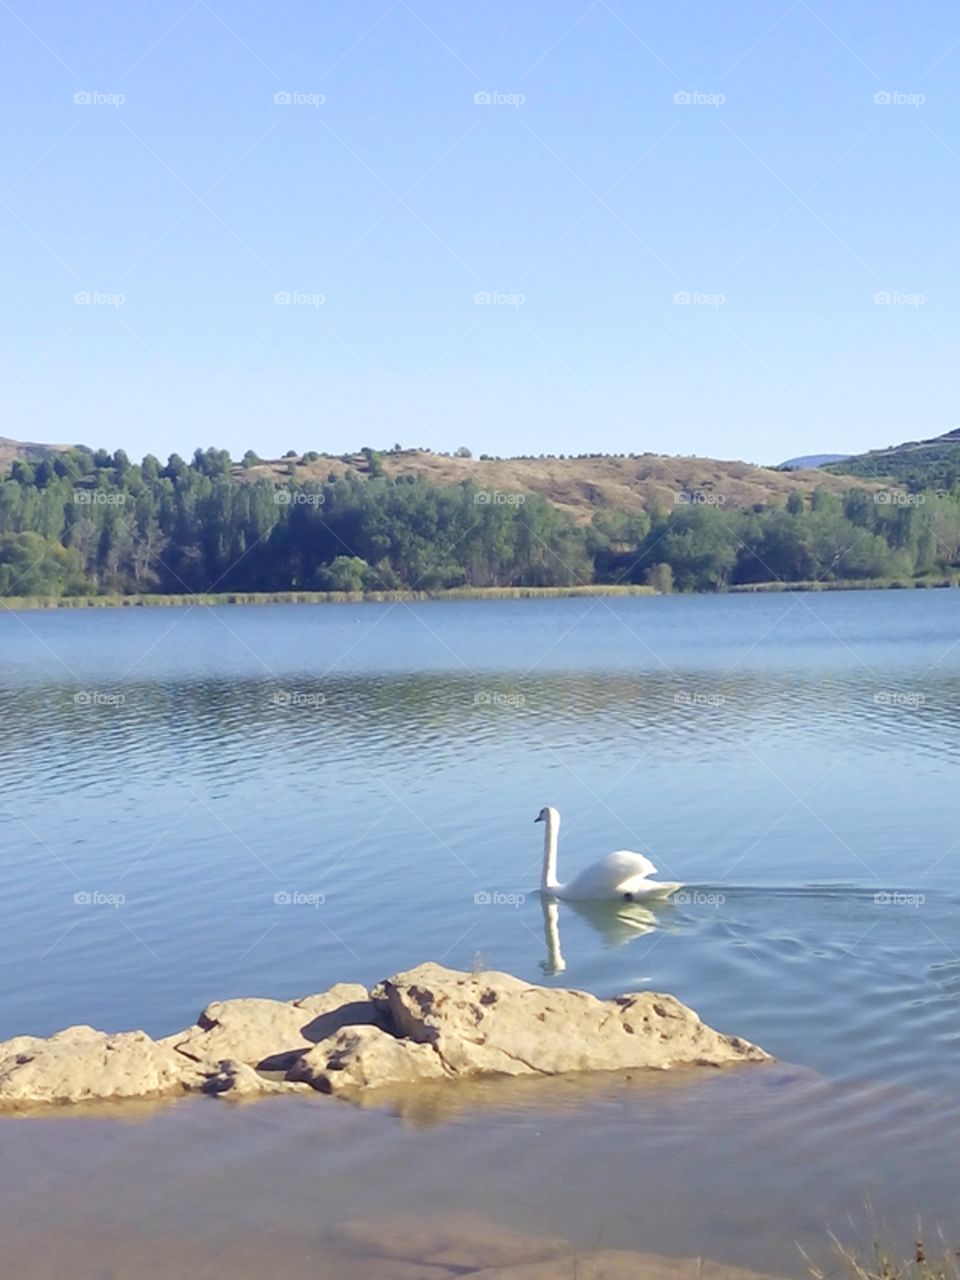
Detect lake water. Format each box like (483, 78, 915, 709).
(2, 591, 959, 1276)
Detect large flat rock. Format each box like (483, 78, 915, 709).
(370, 963, 769, 1078)
(161, 982, 375, 1069)
(0, 964, 769, 1110)
(289, 1024, 449, 1093)
(0, 1027, 201, 1107)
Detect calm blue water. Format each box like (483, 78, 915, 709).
(3, 592, 959, 1058)
(2, 591, 960, 1274)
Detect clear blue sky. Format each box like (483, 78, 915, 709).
(2, 0, 959, 465)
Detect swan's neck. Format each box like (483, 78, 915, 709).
(541, 813, 561, 892)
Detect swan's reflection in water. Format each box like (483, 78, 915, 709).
(539, 895, 669, 975)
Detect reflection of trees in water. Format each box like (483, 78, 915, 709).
(2, 669, 957, 787)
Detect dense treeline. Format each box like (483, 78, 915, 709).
(826, 431, 960, 489)
(1, 446, 959, 597)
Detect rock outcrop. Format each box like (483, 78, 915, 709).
(0, 1027, 203, 1106)
(161, 982, 375, 1071)
(201, 1058, 311, 1097)
(0, 963, 769, 1110)
(372, 963, 766, 1079)
(289, 1023, 449, 1092)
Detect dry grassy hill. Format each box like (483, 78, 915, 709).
(0, 435, 883, 522)
(240, 449, 882, 524)
(0, 436, 69, 469)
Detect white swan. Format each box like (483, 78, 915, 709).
(535, 806, 682, 901)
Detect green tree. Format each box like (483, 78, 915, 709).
(638, 507, 738, 590)
(361, 446, 385, 478)
(644, 562, 674, 593)
(316, 555, 373, 591)
(0, 532, 85, 596)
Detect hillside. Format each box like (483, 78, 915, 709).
(0, 437, 884, 521)
(239, 449, 881, 524)
(0, 436, 70, 470)
(827, 428, 960, 487)
(0, 439, 952, 598)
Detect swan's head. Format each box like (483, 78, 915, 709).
(534, 806, 559, 826)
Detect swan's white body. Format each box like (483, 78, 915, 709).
(535, 806, 681, 902)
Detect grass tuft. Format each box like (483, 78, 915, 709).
(803, 1210, 960, 1280)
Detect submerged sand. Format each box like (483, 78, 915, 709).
(0, 1064, 947, 1280)
(3, 1211, 791, 1280)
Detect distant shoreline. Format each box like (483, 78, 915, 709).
(1, 577, 958, 610)
(0, 584, 656, 610)
(728, 575, 960, 593)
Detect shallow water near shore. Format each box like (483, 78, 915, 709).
(0, 1065, 955, 1278)
(2, 590, 960, 1271)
